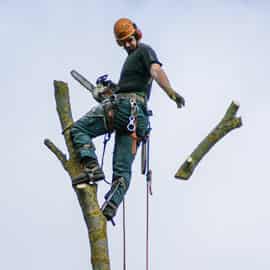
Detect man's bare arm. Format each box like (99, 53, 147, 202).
(150, 63, 185, 108)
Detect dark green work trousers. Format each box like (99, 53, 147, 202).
(71, 98, 149, 208)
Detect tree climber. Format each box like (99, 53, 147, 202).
(70, 18, 185, 222)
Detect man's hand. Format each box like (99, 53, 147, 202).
(172, 92, 185, 108)
(167, 88, 185, 108)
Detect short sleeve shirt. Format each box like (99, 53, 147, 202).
(117, 43, 162, 99)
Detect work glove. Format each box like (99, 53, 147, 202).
(167, 88, 185, 108)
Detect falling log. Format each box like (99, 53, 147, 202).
(175, 101, 242, 180)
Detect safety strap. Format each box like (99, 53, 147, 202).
(101, 133, 112, 185)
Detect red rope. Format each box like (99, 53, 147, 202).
(146, 182, 150, 270)
(123, 198, 127, 270)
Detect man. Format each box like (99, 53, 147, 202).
(71, 18, 185, 221)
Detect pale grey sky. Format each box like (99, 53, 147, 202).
(1, 1, 270, 269)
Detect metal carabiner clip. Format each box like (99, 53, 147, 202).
(127, 116, 136, 132)
(130, 98, 137, 107)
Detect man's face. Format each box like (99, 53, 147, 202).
(120, 35, 138, 54)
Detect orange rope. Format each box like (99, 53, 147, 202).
(131, 130, 137, 154)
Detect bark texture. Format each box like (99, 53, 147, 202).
(44, 81, 110, 270)
(175, 101, 242, 180)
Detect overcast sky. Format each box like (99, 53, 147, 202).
(1, 1, 270, 269)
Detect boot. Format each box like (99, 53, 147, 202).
(82, 157, 105, 182)
(72, 157, 105, 185)
(101, 177, 127, 221)
(102, 200, 117, 221)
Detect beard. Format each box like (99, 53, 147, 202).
(124, 41, 138, 54)
(124, 46, 136, 54)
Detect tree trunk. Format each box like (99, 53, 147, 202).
(175, 101, 242, 180)
(44, 81, 110, 270)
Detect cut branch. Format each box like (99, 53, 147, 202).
(175, 101, 242, 180)
(44, 81, 110, 270)
(44, 138, 67, 169)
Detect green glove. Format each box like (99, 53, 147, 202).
(173, 92, 185, 108)
(167, 88, 185, 108)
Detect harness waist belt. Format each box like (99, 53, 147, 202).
(116, 93, 145, 104)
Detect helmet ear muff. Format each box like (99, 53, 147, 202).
(133, 23, 142, 41)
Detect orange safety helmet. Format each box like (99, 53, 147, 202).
(114, 18, 142, 46)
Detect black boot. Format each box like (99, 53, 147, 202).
(72, 157, 105, 185)
(102, 200, 117, 221)
(82, 157, 105, 181)
(101, 177, 127, 221)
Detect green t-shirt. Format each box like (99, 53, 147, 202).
(117, 43, 162, 99)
